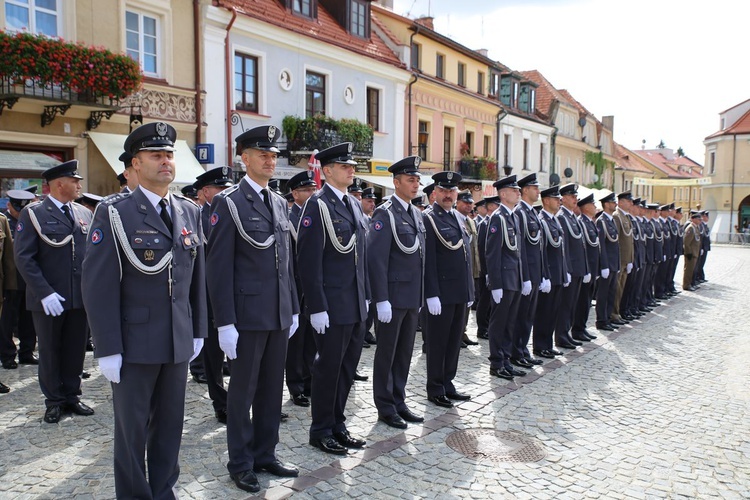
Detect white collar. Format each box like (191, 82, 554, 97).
(391, 194, 410, 212)
(47, 195, 68, 211)
(326, 183, 347, 201)
(138, 185, 171, 210)
(242, 175, 265, 197)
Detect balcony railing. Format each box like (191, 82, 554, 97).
(0, 76, 120, 107)
(443, 157, 498, 181)
(281, 115, 373, 165)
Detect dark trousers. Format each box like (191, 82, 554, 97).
(695, 251, 707, 281)
(642, 263, 656, 304)
(556, 276, 582, 343)
(202, 319, 227, 412)
(285, 314, 316, 398)
(373, 307, 417, 417)
(631, 265, 646, 311)
(667, 255, 680, 292)
(0, 290, 36, 362)
(310, 321, 364, 440)
(619, 269, 635, 315)
(475, 282, 491, 336)
(425, 303, 465, 398)
(227, 329, 288, 474)
(32, 309, 87, 407)
(113, 361, 188, 500)
(654, 259, 669, 296)
(533, 285, 562, 351)
(512, 285, 539, 359)
(488, 290, 521, 371)
(596, 272, 618, 323)
(572, 280, 594, 334)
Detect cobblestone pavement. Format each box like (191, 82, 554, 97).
(1, 246, 749, 499)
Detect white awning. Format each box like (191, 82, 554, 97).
(88, 132, 205, 187)
(0, 149, 61, 172)
(355, 173, 428, 194)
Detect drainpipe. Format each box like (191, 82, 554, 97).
(729, 134, 737, 234)
(224, 8, 238, 166)
(408, 24, 421, 157)
(495, 108, 507, 180)
(193, 0, 203, 147)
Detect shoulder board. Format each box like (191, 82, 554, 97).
(216, 184, 240, 199)
(268, 189, 286, 202)
(100, 192, 130, 206)
(173, 192, 200, 209)
(26, 200, 44, 211)
(381, 200, 393, 210)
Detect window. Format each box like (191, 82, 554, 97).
(5, 0, 59, 36)
(530, 89, 536, 113)
(709, 151, 716, 174)
(464, 131, 473, 156)
(234, 53, 258, 112)
(443, 127, 452, 169)
(483, 135, 491, 157)
(305, 71, 326, 118)
(457, 62, 466, 87)
(512, 81, 519, 108)
(411, 43, 421, 70)
(436, 54, 445, 79)
(503, 134, 511, 166)
(673, 188, 676, 201)
(350, 0, 368, 38)
(523, 138, 529, 170)
(417, 121, 429, 159)
(126, 10, 159, 76)
(519, 85, 530, 113)
(292, 0, 314, 17)
(366, 87, 380, 131)
(490, 73, 500, 97)
(539, 144, 547, 172)
(499, 77, 511, 106)
(477, 72, 485, 94)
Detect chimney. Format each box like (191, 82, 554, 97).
(374, 0, 394, 8)
(602, 115, 614, 134)
(415, 16, 434, 30)
(476, 48, 489, 57)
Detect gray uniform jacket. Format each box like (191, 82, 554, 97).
(15, 198, 92, 311)
(81, 189, 207, 364)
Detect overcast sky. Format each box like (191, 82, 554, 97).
(391, 0, 748, 163)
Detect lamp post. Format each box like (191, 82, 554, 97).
(502, 164, 513, 177)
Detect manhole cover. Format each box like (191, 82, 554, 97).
(445, 429, 547, 463)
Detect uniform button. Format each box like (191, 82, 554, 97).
(172, 298, 176, 303)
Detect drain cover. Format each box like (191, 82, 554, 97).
(445, 429, 546, 463)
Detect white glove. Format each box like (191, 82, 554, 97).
(310, 311, 329, 334)
(377, 301, 392, 323)
(467, 301, 473, 308)
(521, 281, 532, 296)
(189, 338, 204, 363)
(41, 293, 65, 316)
(218, 324, 239, 360)
(663, 255, 667, 262)
(540, 278, 551, 294)
(583, 273, 591, 284)
(600, 269, 609, 280)
(674, 254, 677, 259)
(626, 263, 633, 274)
(491, 289, 503, 304)
(700, 249, 704, 256)
(426, 296, 441, 315)
(564, 273, 571, 287)
(288, 314, 299, 339)
(98, 353, 122, 384)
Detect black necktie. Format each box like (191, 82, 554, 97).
(261, 188, 273, 215)
(159, 198, 173, 233)
(342, 195, 354, 218)
(61, 205, 74, 226)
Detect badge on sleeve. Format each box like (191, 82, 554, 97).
(210, 213, 219, 226)
(302, 216, 312, 228)
(16, 222, 23, 232)
(91, 228, 103, 244)
(373, 220, 383, 231)
(490, 225, 498, 234)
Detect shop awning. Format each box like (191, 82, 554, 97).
(355, 173, 429, 193)
(88, 132, 205, 186)
(0, 149, 61, 172)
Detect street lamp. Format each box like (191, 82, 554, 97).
(502, 164, 513, 177)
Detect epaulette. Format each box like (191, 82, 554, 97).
(100, 192, 130, 206)
(26, 200, 44, 211)
(216, 184, 240, 199)
(173, 192, 200, 209)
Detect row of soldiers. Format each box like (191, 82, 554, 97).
(1, 121, 711, 498)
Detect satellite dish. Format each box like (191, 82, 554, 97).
(578, 117, 587, 128)
(549, 173, 560, 186)
(563, 167, 573, 178)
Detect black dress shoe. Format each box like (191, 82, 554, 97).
(44, 405, 62, 423)
(353, 371, 368, 382)
(215, 408, 227, 424)
(556, 341, 577, 349)
(223, 362, 231, 376)
(229, 470, 260, 493)
(570, 334, 591, 342)
(583, 331, 597, 340)
(2, 360, 17, 369)
(489, 368, 513, 380)
(507, 367, 527, 377)
(86, 340, 95, 352)
(280, 412, 289, 420)
(364, 332, 377, 345)
(446, 391, 471, 401)
(310, 436, 348, 455)
(334, 430, 366, 448)
(67, 401, 95, 416)
(462, 335, 479, 346)
(292, 393, 310, 407)
(253, 459, 299, 477)
(525, 357, 544, 365)
(398, 408, 424, 423)
(476, 331, 489, 339)
(192, 373, 207, 384)
(567, 337, 584, 346)
(362, 342, 370, 348)
(0, 381, 9, 393)
(610, 318, 627, 326)
(533, 349, 554, 359)
(460, 341, 467, 348)
(511, 358, 534, 368)
(19, 354, 39, 365)
(427, 394, 453, 408)
(378, 413, 407, 429)
(596, 323, 615, 331)
(549, 349, 563, 356)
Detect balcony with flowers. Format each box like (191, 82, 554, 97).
(452, 143, 498, 181)
(0, 30, 143, 128)
(281, 114, 373, 166)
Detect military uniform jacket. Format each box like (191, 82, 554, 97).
(579, 215, 602, 279)
(613, 209, 634, 268)
(651, 219, 664, 263)
(486, 205, 522, 292)
(81, 189, 207, 364)
(700, 222, 711, 252)
(514, 201, 545, 286)
(670, 218, 683, 256)
(630, 215, 644, 269)
(297, 184, 369, 325)
(539, 210, 567, 285)
(477, 217, 490, 278)
(289, 203, 304, 301)
(423, 203, 473, 305)
(206, 180, 298, 331)
(15, 197, 92, 311)
(659, 218, 673, 258)
(464, 216, 481, 280)
(557, 207, 588, 277)
(367, 199, 425, 310)
(597, 214, 620, 273)
(683, 223, 701, 258)
(641, 217, 656, 264)
(0, 213, 17, 293)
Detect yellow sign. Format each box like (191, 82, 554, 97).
(633, 177, 711, 187)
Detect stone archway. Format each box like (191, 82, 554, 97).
(739, 194, 750, 234)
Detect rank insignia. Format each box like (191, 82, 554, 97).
(302, 216, 312, 228)
(374, 220, 383, 231)
(144, 249, 155, 261)
(490, 225, 498, 233)
(210, 213, 219, 226)
(91, 229, 103, 244)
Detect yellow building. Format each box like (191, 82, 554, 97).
(0, 0, 203, 196)
(629, 147, 705, 210)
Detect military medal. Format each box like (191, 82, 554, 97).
(144, 249, 155, 261)
(184, 236, 191, 246)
